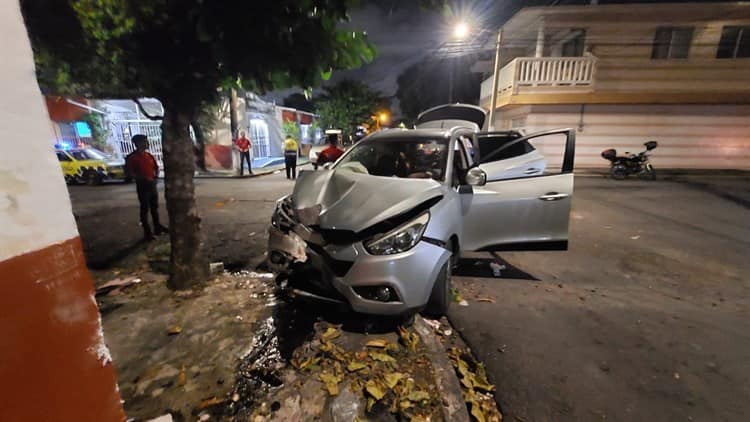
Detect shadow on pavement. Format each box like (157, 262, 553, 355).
(454, 257, 538, 281)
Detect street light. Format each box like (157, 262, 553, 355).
(453, 22, 469, 40)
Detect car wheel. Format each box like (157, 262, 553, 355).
(84, 170, 103, 186)
(610, 165, 626, 180)
(425, 259, 451, 317)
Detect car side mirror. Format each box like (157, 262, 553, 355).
(465, 167, 486, 186)
(322, 162, 333, 170)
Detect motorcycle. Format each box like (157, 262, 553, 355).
(601, 141, 658, 180)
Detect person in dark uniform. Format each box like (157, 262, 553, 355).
(125, 134, 168, 241)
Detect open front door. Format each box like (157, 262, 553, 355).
(461, 128, 576, 251)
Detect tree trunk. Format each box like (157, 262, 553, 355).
(161, 104, 209, 289)
(191, 118, 207, 172)
(229, 88, 239, 139)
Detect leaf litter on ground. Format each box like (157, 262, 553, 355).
(286, 322, 442, 420)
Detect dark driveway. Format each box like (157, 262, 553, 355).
(449, 175, 750, 422)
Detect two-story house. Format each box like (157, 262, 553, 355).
(477, 2, 750, 169)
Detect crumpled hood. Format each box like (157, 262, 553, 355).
(291, 168, 443, 232)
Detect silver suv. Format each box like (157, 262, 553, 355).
(268, 104, 576, 317)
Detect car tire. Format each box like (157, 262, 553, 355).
(84, 170, 103, 186)
(610, 165, 626, 180)
(425, 259, 451, 317)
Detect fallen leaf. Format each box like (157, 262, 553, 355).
(365, 339, 388, 348)
(365, 379, 386, 400)
(384, 372, 405, 389)
(398, 326, 419, 352)
(346, 361, 368, 372)
(476, 297, 496, 303)
(167, 325, 182, 335)
(369, 352, 396, 363)
(319, 372, 342, 396)
(321, 327, 341, 341)
(366, 397, 376, 412)
(630, 235, 640, 240)
(198, 397, 226, 409)
(177, 366, 187, 387)
(407, 390, 430, 402)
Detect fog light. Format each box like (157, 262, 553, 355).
(354, 286, 398, 302)
(375, 287, 391, 302)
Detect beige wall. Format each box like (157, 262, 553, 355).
(494, 104, 750, 169)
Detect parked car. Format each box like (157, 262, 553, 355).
(268, 104, 576, 318)
(56, 147, 129, 185)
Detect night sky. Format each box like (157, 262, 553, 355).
(263, 0, 726, 104)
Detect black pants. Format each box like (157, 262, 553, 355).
(285, 153, 297, 179)
(240, 151, 252, 175)
(136, 179, 162, 234)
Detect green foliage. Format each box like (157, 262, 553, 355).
(80, 113, 109, 152)
(22, 0, 377, 111)
(315, 79, 386, 139)
(282, 121, 301, 140)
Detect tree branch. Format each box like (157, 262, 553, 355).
(133, 98, 163, 120)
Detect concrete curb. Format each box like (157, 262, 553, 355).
(413, 315, 471, 422)
(194, 160, 311, 179)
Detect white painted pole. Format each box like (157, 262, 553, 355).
(487, 30, 503, 131)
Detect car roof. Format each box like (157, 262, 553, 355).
(364, 128, 463, 142)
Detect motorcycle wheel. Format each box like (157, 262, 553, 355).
(610, 165, 627, 180)
(645, 165, 656, 181)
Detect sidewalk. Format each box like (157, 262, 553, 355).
(195, 158, 311, 179)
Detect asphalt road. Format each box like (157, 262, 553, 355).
(69, 170, 750, 421)
(68, 169, 298, 269)
(449, 175, 750, 422)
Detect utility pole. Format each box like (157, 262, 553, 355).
(487, 30, 503, 131)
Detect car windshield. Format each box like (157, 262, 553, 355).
(84, 148, 109, 160)
(335, 138, 448, 181)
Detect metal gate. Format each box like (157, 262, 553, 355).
(249, 118, 270, 158)
(107, 119, 164, 168)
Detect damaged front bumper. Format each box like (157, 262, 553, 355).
(267, 198, 451, 316)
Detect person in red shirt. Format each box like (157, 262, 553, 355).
(317, 133, 344, 166)
(125, 134, 168, 241)
(235, 131, 253, 176)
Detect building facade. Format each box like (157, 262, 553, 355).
(478, 2, 750, 169)
(2, 2, 124, 420)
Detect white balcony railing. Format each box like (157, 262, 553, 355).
(482, 56, 597, 101)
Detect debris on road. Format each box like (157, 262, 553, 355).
(490, 262, 506, 277)
(476, 297, 496, 304)
(630, 235, 641, 240)
(458, 300, 469, 307)
(95, 276, 141, 296)
(449, 348, 503, 422)
(166, 325, 182, 336)
(209, 262, 224, 275)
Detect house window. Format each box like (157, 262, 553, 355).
(561, 30, 586, 57)
(717, 26, 750, 58)
(652, 27, 694, 59)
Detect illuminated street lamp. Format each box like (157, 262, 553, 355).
(453, 22, 469, 40)
(375, 111, 390, 130)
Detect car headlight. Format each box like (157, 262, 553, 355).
(364, 212, 429, 255)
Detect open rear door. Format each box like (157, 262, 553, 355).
(460, 128, 576, 251)
(416, 104, 487, 131)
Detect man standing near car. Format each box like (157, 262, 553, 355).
(125, 134, 168, 241)
(317, 133, 344, 166)
(235, 131, 253, 176)
(283, 134, 299, 180)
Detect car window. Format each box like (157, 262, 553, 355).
(56, 151, 71, 162)
(478, 135, 534, 162)
(336, 139, 448, 181)
(69, 150, 88, 160)
(83, 148, 108, 160)
(452, 139, 470, 186)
